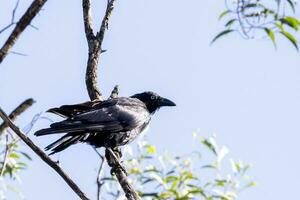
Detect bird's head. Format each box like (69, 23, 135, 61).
(131, 91, 176, 113)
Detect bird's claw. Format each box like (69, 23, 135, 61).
(112, 147, 122, 159)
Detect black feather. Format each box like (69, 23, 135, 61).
(34, 92, 175, 155)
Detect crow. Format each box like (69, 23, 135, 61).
(34, 91, 175, 155)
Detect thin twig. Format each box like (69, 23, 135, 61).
(0, 135, 10, 176)
(93, 148, 105, 200)
(109, 85, 119, 99)
(0, 98, 35, 134)
(0, 0, 47, 63)
(97, 0, 115, 43)
(0, 0, 20, 35)
(11, 0, 20, 23)
(0, 24, 15, 35)
(0, 108, 90, 200)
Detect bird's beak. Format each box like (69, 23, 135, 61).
(160, 98, 176, 107)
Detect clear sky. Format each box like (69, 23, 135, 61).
(1, 0, 300, 199)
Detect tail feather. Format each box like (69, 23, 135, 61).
(34, 126, 84, 136)
(34, 121, 107, 137)
(50, 120, 82, 128)
(45, 135, 72, 151)
(46, 134, 85, 155)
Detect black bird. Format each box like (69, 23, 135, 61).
(34, 91, 175, 155)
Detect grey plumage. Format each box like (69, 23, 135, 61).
(34, 91, 175, 155)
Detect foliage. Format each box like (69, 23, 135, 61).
(214, 0, 300, 50)
(0, 131, 31, 199)
(100, 134, 255, 199)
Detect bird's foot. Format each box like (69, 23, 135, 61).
(112, 147, 122, 159)
(106, 148, 128, 176)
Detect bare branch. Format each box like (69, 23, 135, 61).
(0, 24, 15, 35)
(0, 108, 90, 200)
(105, 148, 141, 200)
(0, 0, 20, 35)
(82, 1, 140, 199)
(94, 85, 118, 200)
(93, 148, 105, 200)
(0, 98, 35, 134)
(107, 86, 141, 199)
(82, 0, 95, 42)
(82, 0, 102, 101)
(11, 0, 20, 23)
(0, 135, 10, 176)
(0, 0, 47, 63)
(83, 0, 115, 101)
(109, 85, 119, 99)
(97, 0, 115, 44)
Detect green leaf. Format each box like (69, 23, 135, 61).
(146, 144, 156, 154)
(218, 10, 231, 20)
(143, 166, 160, 174)
(182, 188, 206, 199)
(211, 29, 234, 44)
(225, 19, 236, 27)
(200, 136, 219, 155)
(164, 175, 178, 183)
(202, 164, 218, 169)
(128, 167, 142, 175)
(275, 23, 284, 32)
(20, 151, 32, 160)
(280, 31, 299, 51)
(217, 146, 229, 164)
(242, 3, 261, 9)
(9, 153, 20, 159)
(263, 28, 276, 48)
(158, 192, 172, 199)
(214, 179, 227, 187)
(141, 178, 156, 185)
(280, 16, 300, 30)
(149, 173, 168, 188)
(244, 181, 257, 188)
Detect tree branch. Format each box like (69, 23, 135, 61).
(82, 0, 140, 198)
(97, 0, 115, 44)
(105, 148, 140, 200)
(106, 85, 140, 199)
(0, 108, 90, 200)
(82, 0, 102, 101)
(109, 85, 119, 99)
(82, 0, 115, 101)
(0, 0, 48, 63)
(0, 0, 20, 35)
(93, 148, 105, 200)
(82, 0, 95, 42)
(0, 98, 35, 134)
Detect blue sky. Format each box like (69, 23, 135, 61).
(1, 0, 300, 199)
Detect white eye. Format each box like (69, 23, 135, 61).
(151, 95, 156, 100)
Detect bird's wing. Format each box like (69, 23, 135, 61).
(71, 97, 150, 130)
(35, 98, 150, 136)
(47, 100, 104, 118)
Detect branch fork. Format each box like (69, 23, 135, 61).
(82, 0, 140, 198)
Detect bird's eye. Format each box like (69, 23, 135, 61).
(151, 95, 156, 100)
